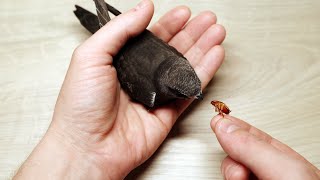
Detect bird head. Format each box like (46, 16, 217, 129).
(155, 56, 202, 100)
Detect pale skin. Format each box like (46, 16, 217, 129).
(13, 0, 320, 179)
(211, 115, 320, 180)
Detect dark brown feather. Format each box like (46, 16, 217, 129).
(73, 2, 202, 108)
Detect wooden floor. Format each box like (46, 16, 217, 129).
(1, 0, 320, 179)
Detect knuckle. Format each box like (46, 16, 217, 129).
(237, 132, 256, 146)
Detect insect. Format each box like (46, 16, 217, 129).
(211, 100, 231, 116)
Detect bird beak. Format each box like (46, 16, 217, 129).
(195, 92, 203, 100)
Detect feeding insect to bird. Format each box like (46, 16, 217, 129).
(211, 100, 231, 116)
(73, 0, 203, 108)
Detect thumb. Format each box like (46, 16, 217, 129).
(211, 117, 302, 179)
(75, 0, 154, 63)
(52, 0, 154, 134)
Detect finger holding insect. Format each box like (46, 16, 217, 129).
(223, 115, 272, 142)
(212, 115, 282, 147)
(211, 115, 319, 171)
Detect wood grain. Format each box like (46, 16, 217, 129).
(0, 0, 319, 179)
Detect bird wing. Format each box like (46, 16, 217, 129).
(74, 3, 121, 34)
(115, 51, 158, 108)
(93, 0, 111, 27)
(74, 5, 100, 34)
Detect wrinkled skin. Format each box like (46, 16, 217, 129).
(14, 1, 226, 179)
(13, 1, 320, 179)
(211, 115, 320, 180)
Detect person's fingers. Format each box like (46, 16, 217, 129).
(184, 24, 226, 67)
(169, 11, 217, 54)
(212, 115, 320, 171)
(211, 115, 277, 146)
(194, 45, 225, 89)
(153, 45, 225, 127)
(75, 0, 154, 64)
(211, 117, 313, 179)
(154, 24, 225, 121)
(221, 156, 250, 180)
(149, 6, 191, 42)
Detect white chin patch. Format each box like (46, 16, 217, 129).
(150, 92, 156, 107)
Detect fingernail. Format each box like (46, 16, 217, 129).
(136, 0, 148, 10)
(221, 166, 225, 179)
(224, 164, 232, 180)
(217, 119, 240, 133)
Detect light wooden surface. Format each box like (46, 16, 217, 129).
(1, 0, 320, 179)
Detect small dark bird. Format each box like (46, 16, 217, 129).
(73, 0, 203, 108)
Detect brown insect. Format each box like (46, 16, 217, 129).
(211, 100, 231, 116)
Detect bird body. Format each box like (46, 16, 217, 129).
(115, 30, 202, 107)
(74, 1, 202, 108)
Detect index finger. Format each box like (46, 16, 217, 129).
(149, 6, 191, 42)
(211, 115, 320, 172)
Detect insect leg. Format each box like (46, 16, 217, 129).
(219, 110, 224, 117)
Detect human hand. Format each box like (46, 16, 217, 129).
(14, 0, 226, 179)
(211, 115, 320, 180)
